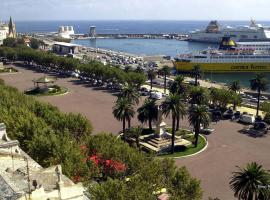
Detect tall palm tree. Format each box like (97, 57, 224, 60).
(229, 81, 241, 110)
(250, 74, 269, 116)
(169, 75, 186, 95)
(161, 94, 182, 154)
(189, 87, 209, 106)
(230, 162, 270, 200)
(188, 105, 210, 147)
(191, 65, 201, 86)
(137, 98, 158, 130)
(118, 84, 140, 105)
(159, 65, 171, 94)
(169, 75, 187, 130)
(112, 97, 135, 133)
(147, 69, 157, 90)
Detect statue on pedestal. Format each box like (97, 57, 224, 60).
(156, 106, 167, 138)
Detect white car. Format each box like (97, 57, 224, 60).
(150, 91, 163, 100)
(239, 114, 255, 124)
(260, 96, 268, 100)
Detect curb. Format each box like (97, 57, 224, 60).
(172, 134, 208, 159)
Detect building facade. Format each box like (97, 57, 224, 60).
(0, 123, 88, 200)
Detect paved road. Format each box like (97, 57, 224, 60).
(1, 65, 270, 200)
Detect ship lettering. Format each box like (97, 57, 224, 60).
(250, 65, 267, 70)
(231, 66, 249, 70)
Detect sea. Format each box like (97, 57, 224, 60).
(15, 20, 270, 89)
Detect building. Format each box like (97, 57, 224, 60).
(89, 26, 96, 38)
(52, 42, 81, 55)
(8, 16, 16, 38)
(0, 123, 88, 200)
(0, 16, 16, 45)
(58, 26, 75, 39)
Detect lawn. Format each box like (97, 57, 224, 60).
(25, 85, 68, 96)
(158, 135, 207, 158)
(0, 67, 18, 73)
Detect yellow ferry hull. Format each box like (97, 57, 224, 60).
(173, 61, 270, 73)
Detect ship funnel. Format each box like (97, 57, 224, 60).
(219, 36, 236, 50)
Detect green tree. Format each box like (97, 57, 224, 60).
(188, 105, 210, 147)
(147, 69, 157, 90)
(189, 87, 210, 105)
(137, 98, 158, 130)
(230, 162, 270, 200)
(113, 97, 135, 133)
(123, 126, 143, 149)
(250, 74, 269, 116)
(229, 81, 241, 110)
(118, 84, 140, 105)
(161, 94, 183, 154)
(169, 75, 188, 130)
(30, 38, 40, 49)
(3, 38, 17, 47)
(191, 65, 201, 86)
(169, 75, 187, 96)
(159, 65, 171, 94)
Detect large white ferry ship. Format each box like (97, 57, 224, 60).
(174, 37, 270, 73)
(188, 20, 270, 43)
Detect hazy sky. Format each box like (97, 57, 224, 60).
(1, 0, 270, 21)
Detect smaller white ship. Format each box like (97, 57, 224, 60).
(58, 26, 74, 39)
(188, 20, 270, 43)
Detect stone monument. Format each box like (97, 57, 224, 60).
(156, 106, 168, 138)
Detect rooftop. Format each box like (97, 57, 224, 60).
(54, 42, 81, 47)
(0, 123, 88, 200)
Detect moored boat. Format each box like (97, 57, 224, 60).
(174, 37, 270, 73)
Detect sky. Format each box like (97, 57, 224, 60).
(1, 0, 270, 21)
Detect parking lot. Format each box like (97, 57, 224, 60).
(1, 65, 270, 199)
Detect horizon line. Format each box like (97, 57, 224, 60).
(5, 19, 270, 22)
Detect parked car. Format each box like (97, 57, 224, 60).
(150, 91, 163, 100)
(223, 109, 234, 119)
(239, 114, 255, 124)
(260, 96, 268, 100)
(200, 128, 215, 135)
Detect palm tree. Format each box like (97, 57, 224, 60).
(137, 98, 158, 130)
(112, 97, 135, 133)
(188, 105, 210, 147)
(250, 74, 269, 116)
(147, 69, 157, 90)
(169, 75, 186, 95)
(191, 65, 201, 86)
(189, 87, 209, 106)
(169, 75, 187, 130)
(159, 65, 171, 94)
(230, 162, 270, 200)
(161, 94, 182, 154)
(118, 84, 140, 105)
(229, 81, 241, 110)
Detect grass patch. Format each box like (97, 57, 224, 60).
(158, 135, 207, 158)
(0, 67, 18, 73)
(25, 85, 68, 96)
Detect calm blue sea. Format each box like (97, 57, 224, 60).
(15, 20, 270, 89)
(16, 20, 270, 34)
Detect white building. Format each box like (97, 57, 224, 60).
(52, 42, 81, 55)
(0, 24, 9, 45)
(0, 123, 89, 200)
(58, 26, 75, 39)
